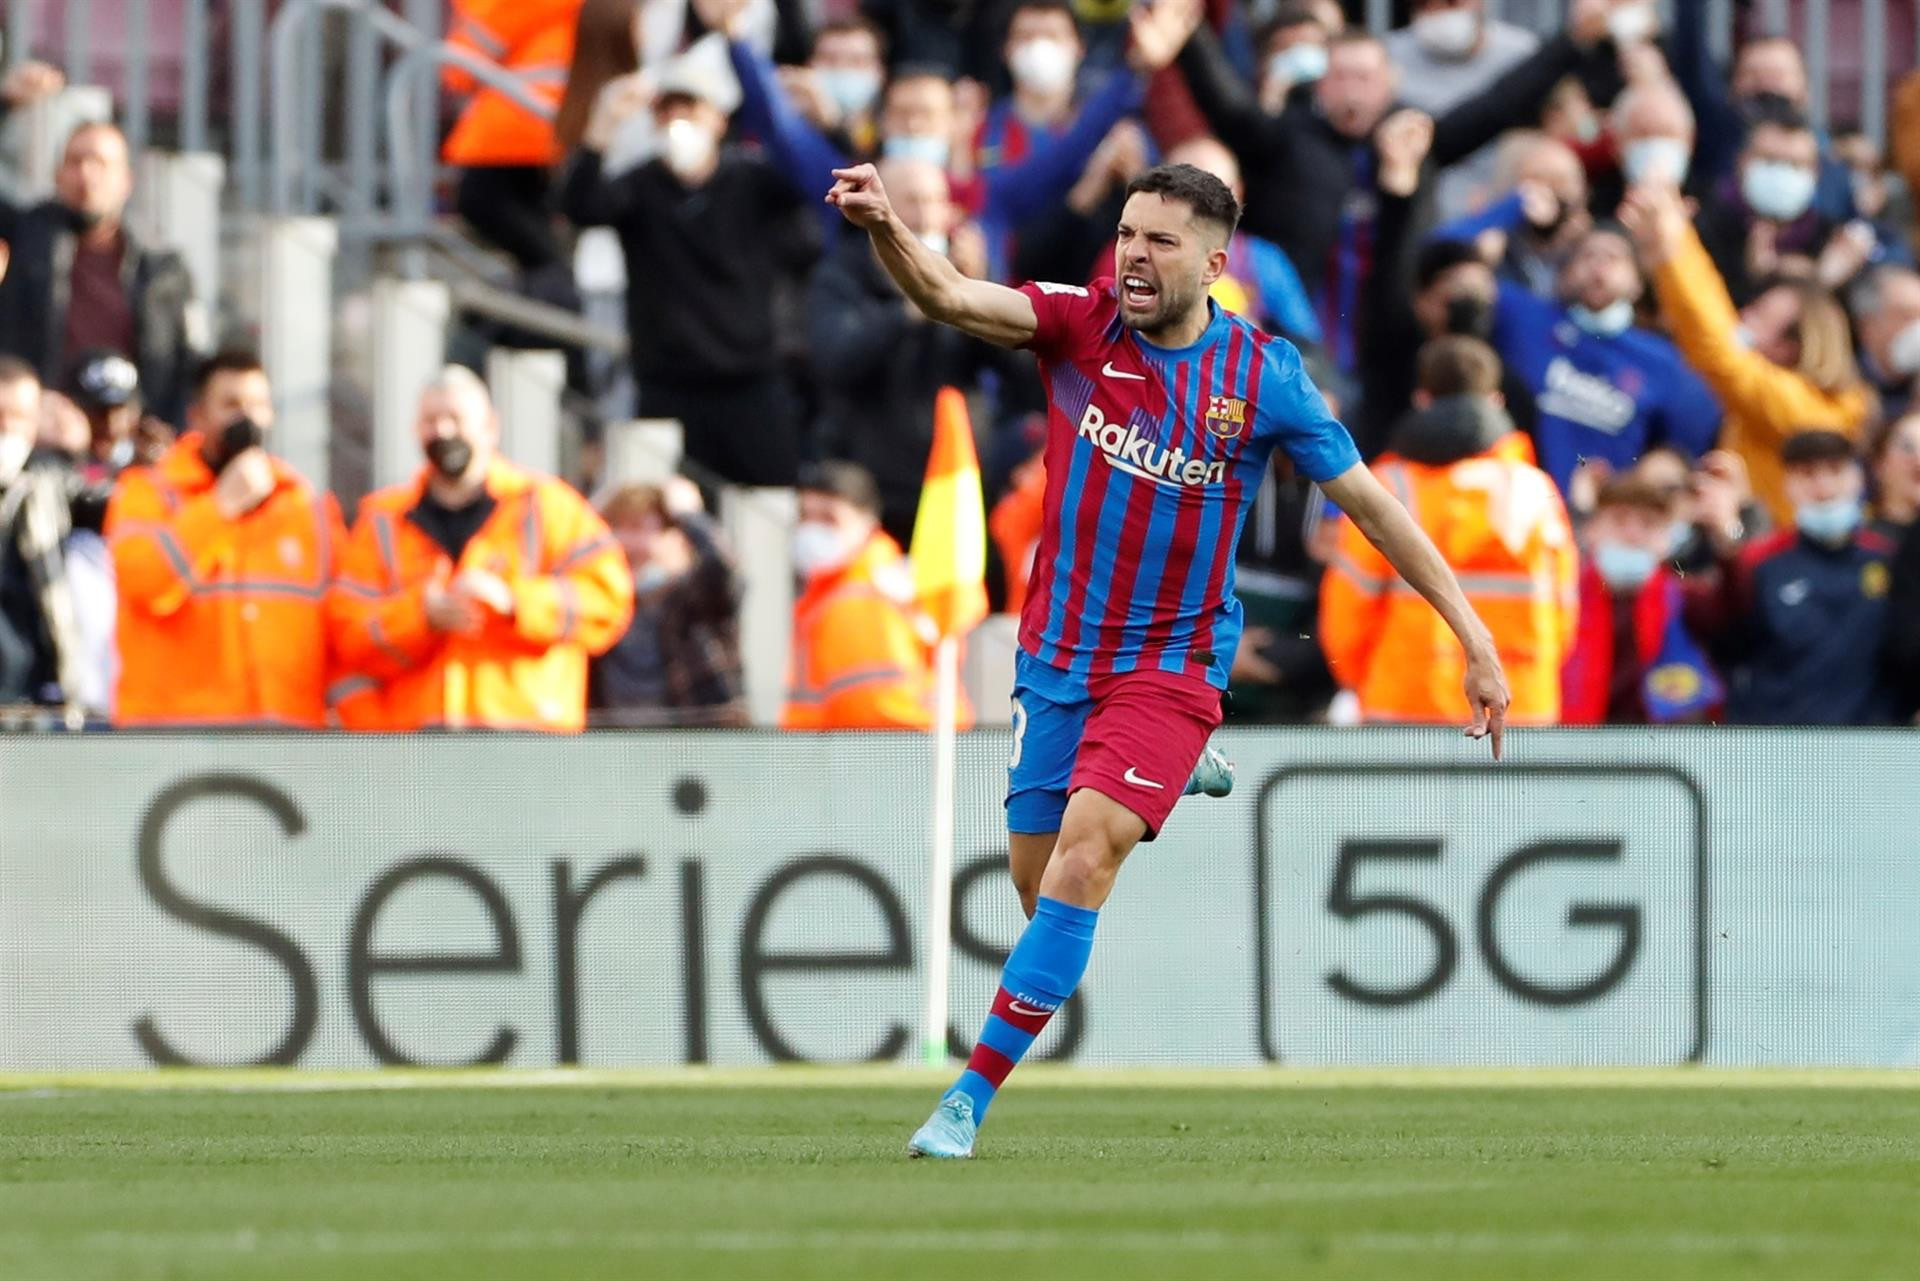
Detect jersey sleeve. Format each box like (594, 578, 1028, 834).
(1016, 278, 1105, 360)
(1253, 336, 1364, 483)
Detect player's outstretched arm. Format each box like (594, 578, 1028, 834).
(1319, 462, 1513, 757)
(825, 165, 1038, 349)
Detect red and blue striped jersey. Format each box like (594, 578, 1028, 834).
(1015, 277, 1361, 692)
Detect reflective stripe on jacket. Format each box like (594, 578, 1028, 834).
(441, 0, 583, 167)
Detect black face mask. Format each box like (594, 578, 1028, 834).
(1443, 294, 1495, 339)
(425, 437, 474, 480)
(204, 416, 265, 474)
(58, 202, 107, 233)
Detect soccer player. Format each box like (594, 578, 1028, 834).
(826, 155, 1511, 1160)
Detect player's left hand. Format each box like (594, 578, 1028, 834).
(826, 164, 894, 228)
(1463, 647, 1510, 760)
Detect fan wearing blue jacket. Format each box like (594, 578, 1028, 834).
(1487, 223, 1722, 497)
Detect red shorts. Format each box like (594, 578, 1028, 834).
(1008, 651, 1223, 839)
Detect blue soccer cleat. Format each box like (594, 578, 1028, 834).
(906, 1091, 978, 1159)
(1184, 743, 1235, 798)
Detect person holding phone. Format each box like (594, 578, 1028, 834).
(104, 351, 346, 728)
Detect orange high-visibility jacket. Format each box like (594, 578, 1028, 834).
(1319, 451, 1578, 725)
(441, 0, 583, 168)
(326, 459, 633, 732)
(989, 454, 1045, 615)
(783, 532, 974, 731)
(106, 435, 346, 728)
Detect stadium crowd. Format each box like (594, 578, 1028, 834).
(2, 0, 1920, 731)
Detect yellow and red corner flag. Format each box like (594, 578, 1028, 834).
(909, 387, 989, 640)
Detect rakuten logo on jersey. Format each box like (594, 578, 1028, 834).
(1077, 403, 1226, 487)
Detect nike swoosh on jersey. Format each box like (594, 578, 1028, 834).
(1101, 361, 1146, 381)
(1122, 766, 1165, 790)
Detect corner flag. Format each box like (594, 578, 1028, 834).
(908, 388, 989, 640)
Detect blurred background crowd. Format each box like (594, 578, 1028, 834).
(1, 0, 1919, 733)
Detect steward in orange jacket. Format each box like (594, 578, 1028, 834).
(1320, 394, 1578, 725)
(106, 353, 345, 728)
(326, 369, 632, 732)
(783, 461, 973, 730)
(442, 0, 583, 168)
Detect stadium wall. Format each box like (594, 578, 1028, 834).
(3, 730, 1916, 1070)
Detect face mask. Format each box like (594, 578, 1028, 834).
(818, 68, 881, 119)
(0, 433, 29, 484)
(1593, 540, 1659, 590)
(883, 134, 951, 171)
(634, 562, 676, 595)
(1622, 137, 1691, 186)
(662, 118, 716, 180)
(918, 230, 950, 257)
(1572, 113, 1601, 145)
(1444, 293, 1494, 338)
(1731, 324, 1755, 350)
(205, 416, 266, 473)
(1887, 319, 1920, 377)
(1741, 159, 1817, 221)
(1794, 496, 1862, 545)
(1568, 299, 1635, 337)
(1270, 43, 1328, 85)
(792, 521, 856, 577)
(1412, 8, 1480, 59)
(425, 436, 474, 480)
(1009, 38, 1076, 95)
(1606, 3, 1657, 46)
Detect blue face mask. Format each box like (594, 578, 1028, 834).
(1741, 159, 1817, 222)
(1269, 43, 1328, 85)
(1593, 540, 1660, 590)
(1794, 496, 1863, 545)
(1622, 137, 1691, 186)
(883, 134, 951, 170)
(634, 563, 676, 595)
(818, 68, 882, 120)
(1568, 299, 1636, 337)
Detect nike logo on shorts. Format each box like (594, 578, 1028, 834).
(1102, 361, 1146, 381)
(1123, 766, 1165, 790)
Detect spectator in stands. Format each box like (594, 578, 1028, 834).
(328, 367, 633, 732)
(1597, 75, 1696, 212)
(1381, 0, 1540, 218)
(1320, 336, 1577, 725)
(808, 156, 1010, 548)
(1849, 266, 1920, 417)
(443, 0, 583, 275)
(1172, 0, 1614, 378)
(1484, 220, 1722, 501)
(1252, 3, 1336, 115)
(1562, 473, 1722, 724)
(773, 17, 890, 158)
(1633, 445, 1763, 577)
(991, 450, 1045, 614)
(1690, 430, 1896, 726)
(782, 460, 967, 730)
(61, 348, 174, 480)
(1886, 487, 1920, 722)
(1623, 178, 1874, 527)
(590, 478, 746, 726)
(1428, 132, 1593, 299)
(0, 358, 54, 704)
(1009, 118, 1153, 285)
(559, 56, 817, 488)
(105, 351, 344, 728)
(1868, 414, 1920, 540)
(0, 123, 196, 425)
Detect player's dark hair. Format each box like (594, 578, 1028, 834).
(0, 355, 40, 389)
(1780, 429, 1857, 467)
(192, 349, 267, 400)
(798, 460, 883, 517)
(813, 15, 888, 62)
(1415, 336, 1503, 399)
(1415, 240, 1485, 292)
(1123, 164, 1241, 242)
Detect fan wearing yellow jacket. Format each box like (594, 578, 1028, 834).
(1622, 179, 1876, 528)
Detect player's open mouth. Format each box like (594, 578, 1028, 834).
(1122, 276, 1157, 307)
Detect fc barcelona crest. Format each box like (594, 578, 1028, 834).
(1204, 395, 1247, 439)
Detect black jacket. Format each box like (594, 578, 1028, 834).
(1177, 26, 1594, 304)
(0, 202, 197, 424)
(806, 234, 1014, 535)
(1886, 521, 1920, 719)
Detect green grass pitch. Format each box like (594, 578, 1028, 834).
(3, 1068, 1917, 1280)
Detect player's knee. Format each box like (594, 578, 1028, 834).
(1044, 831, 1123, 904)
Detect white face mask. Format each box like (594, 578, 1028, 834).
(661, 117, 716, 180)
(792, 520, 857, 577)
(1741, 159, 1817, 222)
(1009, 38, 1077, 95)
(1568, 299, 1636, 337)
(0, 433, 29, 484)
(1888, 319, 1920, 377)
(1270, 43, 1328, 85)
(1622, 137, 1691, 186)
(1412, 8, 1480, 60)
(1606, 3, 1658, 46)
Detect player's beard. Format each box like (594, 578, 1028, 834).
(1119, 276, 1197, 337)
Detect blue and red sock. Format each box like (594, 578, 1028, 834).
(948, 896, 1098, 1124)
